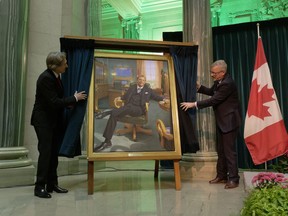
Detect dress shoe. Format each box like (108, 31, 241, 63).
(209, 177, 227, 184)
(34, 188, 51, 198)
(94, 141, 112, 151)
(224, 180, 239, 189)
(46, 185, 68, 193)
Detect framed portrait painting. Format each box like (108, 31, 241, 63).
(87, 52, 181, 161)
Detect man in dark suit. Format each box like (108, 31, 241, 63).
(31, 52, 87, 198)
(95, 75, 167, 151)
(180, 60, 241, 189)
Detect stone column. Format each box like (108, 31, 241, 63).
(120, 16, 142, 39)
(87, 0, 102, 37)
(0, 0, 35, 187)
(181, 0, 217, 180)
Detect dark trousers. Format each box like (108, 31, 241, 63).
(216, 126, 239, 182)
(34, 126, 60, 189)
(103, 104, 143, 141)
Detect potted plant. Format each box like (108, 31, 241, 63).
(240, 172, 288, 215)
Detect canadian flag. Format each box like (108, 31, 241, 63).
(244, 37, 288, 165)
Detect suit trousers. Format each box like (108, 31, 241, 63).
(216, 126, 240, 181)
(103, 103, 143, 141)
(34, 126, 60, 188)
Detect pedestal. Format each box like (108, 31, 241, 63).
(0, 147, 35, 187)
(180, 152, 217, 180)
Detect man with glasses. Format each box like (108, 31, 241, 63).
(180, 60, 241, 189)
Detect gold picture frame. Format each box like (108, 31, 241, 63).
(87, 52, 181, 161)
(61, 36, 197, 194)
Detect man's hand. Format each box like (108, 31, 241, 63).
(74, 91, 87, 101)
(163, 98, 169, 103)
(180, 102, 196, 111)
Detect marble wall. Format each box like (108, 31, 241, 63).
(24, 0, 86, 162)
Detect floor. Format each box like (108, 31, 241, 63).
(0, 161, 247, 216)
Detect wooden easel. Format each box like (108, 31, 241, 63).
(87, 159, 181, 195)
(154, 159, 181, 190)
(60, 36, 197, 195)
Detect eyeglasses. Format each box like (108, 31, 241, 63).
(210, 70, 223, 75)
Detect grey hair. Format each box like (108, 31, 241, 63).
(211, 60, 227, 72)
(46, 52, 66, 70)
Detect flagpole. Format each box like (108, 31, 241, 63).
(257, 22, 268, 170)
(257, 23, 260, 38)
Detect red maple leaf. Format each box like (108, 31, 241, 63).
(247, 79, 275, 120)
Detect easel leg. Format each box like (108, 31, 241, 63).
(88, 161, 94, 195)
(173, 160, 181, 190)
(154, 160, 159, 178)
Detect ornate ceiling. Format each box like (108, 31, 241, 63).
(102, 0, 288, 25)
(102, 0, 182, 19)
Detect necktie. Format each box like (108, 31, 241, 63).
(137, 87, 141, 93)
(56, 76, 62, 89)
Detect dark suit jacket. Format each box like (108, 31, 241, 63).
(121, 83, 163, 113)
(31, 69, 76, 129)
(197, 74, 241, 133)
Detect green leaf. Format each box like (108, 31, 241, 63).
(240, 186, 288, 215)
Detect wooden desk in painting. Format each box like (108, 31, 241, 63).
(94, 61, 108, 112)
(108, 89, 123, 108)
(94, 83, 109, 112)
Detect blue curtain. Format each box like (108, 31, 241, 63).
(59, 38, 95, 157)
(170, 46, 199, 153)
(58, 39, 199, 156)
